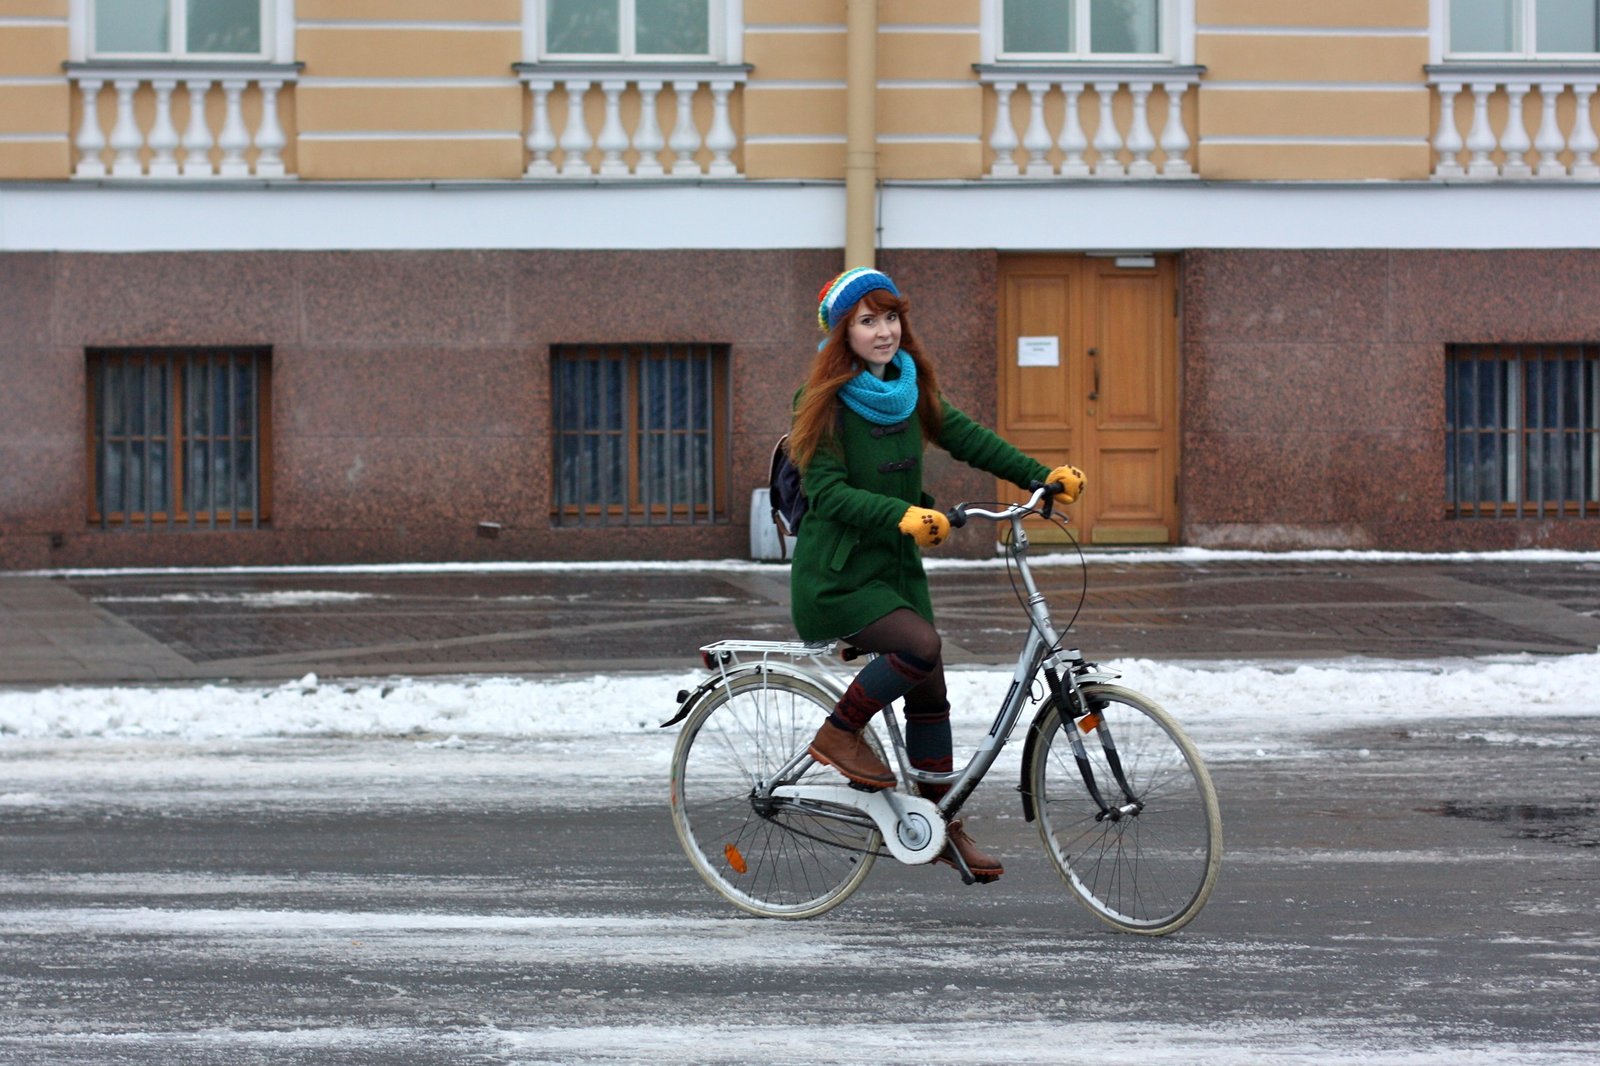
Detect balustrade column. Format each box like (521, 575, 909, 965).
(558, 80, 593, 176)
(634, 79, 666, 176)
(1091, 81, 1125, 177)
(1432, 81, 1465, 178)
(74, 77, 107, 177)
(147, 79, 180, 177)
(1126, 81, 1157, 178)
(109, 79, 143, 177)
(1022, 81, 1052, 176)
(597, 80, 630, 176)
(1502, 82, 1533, 178)
(1533, 82, 1567, 178)
(1058, 82, 1089, 177)
(217, 79, 252, 177)
(706, 79, 739, 177)
(180, 79, 214, 176)
(987, 81, 1020, 177)
(1159, 81, 1192, 176)
(1466, 82, 1499, 178)
(1572, 84, 1600, 178)
(255, 78, 287, 177)
(524, 79, 556, 177)
(669, 80, 703, 175)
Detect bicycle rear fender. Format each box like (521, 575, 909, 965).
(659, 661, 847, 729)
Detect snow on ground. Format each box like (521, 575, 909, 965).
(1, 652, 1596, 811)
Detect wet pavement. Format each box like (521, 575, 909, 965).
(3, 554, 1600, 685)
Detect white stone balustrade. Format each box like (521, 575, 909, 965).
(517, 63, 750, 179)
(975, 64, 1204, 179)
(1428, 64, 1600, 180)
(66, 63, 301, 180)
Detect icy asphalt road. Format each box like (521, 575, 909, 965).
(1, 671, 1597, 1064)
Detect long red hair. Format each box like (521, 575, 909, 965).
(790, 288, 943, 471)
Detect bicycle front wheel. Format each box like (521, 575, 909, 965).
(670, 671, 882, 919)
(1029, 683, 1222, 935)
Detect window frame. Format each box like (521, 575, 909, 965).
(1440, 0, 1600, 61)
(1445, 343, 1600, 519)
(548, 343, 732, 527)
(85, 347, 274, 530)
(71, 0, 291, 64)
(528, 0, 737, 64)
(986, 0, 1190, 64)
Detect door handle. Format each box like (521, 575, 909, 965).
(1087, 347, 1099, 400)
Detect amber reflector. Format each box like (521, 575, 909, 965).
(724, 844, 748, 874)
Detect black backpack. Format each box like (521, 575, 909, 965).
(768, 434, 806, 559)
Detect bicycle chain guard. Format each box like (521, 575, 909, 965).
(769, 785, 946, 864)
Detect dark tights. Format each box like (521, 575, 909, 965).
(828, 608, 953, 797)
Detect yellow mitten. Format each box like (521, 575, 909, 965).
(897, 506, 950, 548)
(1047, 464, 1086, 504)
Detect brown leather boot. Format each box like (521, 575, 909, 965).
(808, 720, 896, 790)
(935, 818, 1004, 882)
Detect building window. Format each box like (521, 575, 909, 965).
(88, 0, 269, 60)
(1448, 0, 1600, 57)
(539, 0, 719, 60)
(550, 343, 730, 526)
(1446, 344, 1599, 517)
(999, 0, 1169, 59)
(87, 348, 272, 530)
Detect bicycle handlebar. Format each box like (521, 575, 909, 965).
(947, 480, 1063, 529)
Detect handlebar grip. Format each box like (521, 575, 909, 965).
(947, 505, 967, 529)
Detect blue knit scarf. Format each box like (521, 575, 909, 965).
(839, 350, 918, 425)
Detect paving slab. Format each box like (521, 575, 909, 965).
(2, 557, 1598, 686)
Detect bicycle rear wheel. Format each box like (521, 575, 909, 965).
(670, 671, 882, 919)
(1029, 683, 1222, 935)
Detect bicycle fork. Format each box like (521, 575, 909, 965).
(1044, 664, 1143, 822)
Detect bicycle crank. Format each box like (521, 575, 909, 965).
(770, 785, 945, 864)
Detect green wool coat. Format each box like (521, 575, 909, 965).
(789, 396, 1051, 642)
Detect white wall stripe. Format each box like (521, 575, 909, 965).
(746, 80, 847, 90)
(1203, 82, 1427, 92)
(1197, 25, 1429, 37)
(744, 134, 848, 145)
(879, 134, 982, 144)
(0, 133, 67, 142)
(880, 25, 979, 33)
(299, 78, 520, 89)
(0, 17, 66, 27)
(6, 184, 1600, 253)
(296, 20, 519, 31)
(743, 24, 844, 33)
(1204, 135, 1428, 146)
(879, 80, 977, 90)
(296, 131, 522, 142)
(0, 76, 65, 86)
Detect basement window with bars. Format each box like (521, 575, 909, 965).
(550, 343, 730, 526)
(1446, 344, 1600, 517)
(87, 347, 272, 530)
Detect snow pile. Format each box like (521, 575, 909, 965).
(2, 652, 1597, 744)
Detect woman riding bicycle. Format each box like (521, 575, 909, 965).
(789, 267, 1085, 882)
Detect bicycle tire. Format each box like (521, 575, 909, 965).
(670, 670, 882, 919)
(1028, 683, 1222, 936)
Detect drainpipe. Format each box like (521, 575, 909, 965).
(844, 0, 877, 269)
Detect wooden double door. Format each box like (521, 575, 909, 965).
(996, 254, 1179, 545)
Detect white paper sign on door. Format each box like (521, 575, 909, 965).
(1016, 335, 1060, 367)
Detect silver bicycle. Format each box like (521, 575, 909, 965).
(664, 484, 1222, 934)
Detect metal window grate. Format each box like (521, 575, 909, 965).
(1446, 344, 1599, 518)
(87, 347, 271, 530)
(550, 342, 731, 526)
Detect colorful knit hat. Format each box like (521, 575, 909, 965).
(816, 267, 900, 331)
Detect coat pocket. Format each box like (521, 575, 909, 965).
(828, 528, 860, 572)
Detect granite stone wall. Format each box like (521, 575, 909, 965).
(1181, 249, 1600, 551)
(0, 249, 1001, 569)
